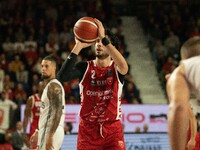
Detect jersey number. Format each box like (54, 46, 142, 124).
(91, 70, 95, 79)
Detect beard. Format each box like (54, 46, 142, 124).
(41, 74, 50, 80)
(96, 53, 109, 60)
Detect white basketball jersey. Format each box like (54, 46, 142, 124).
(182, 56, 200, 101)
(39, 79, 65, 130)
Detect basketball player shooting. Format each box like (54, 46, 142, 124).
(30, 55, 65, 150)
(57, 18, 128, 150)
(166, 37, 200, 150)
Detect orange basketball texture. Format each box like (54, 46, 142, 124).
(73, 17, 98, 42)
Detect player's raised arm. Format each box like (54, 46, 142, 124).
(94, 18, 128, 75)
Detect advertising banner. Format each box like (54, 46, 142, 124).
(21, 104, 168, 133)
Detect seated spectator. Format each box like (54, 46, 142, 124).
(2, 36, 15, 58)
(0, 54, 9, 71)
(3, 74, 15, 90)
(0, 67, 5, 93)
(189, 26, 200, 38)
(24, 45, 38, 63)
(65, 94, 78, 104)
(0, 130, 13, 150)
(0, 91, 17, 143)
(124, 81, 142, 104)
(16, 64, 29, 84)
(164, 31, 180, 57)
(24, 35, 37, 51)
(13, 83, 27, 105)
(12, 121, 27, 150)
(158, 56, 176, 89)
(9, 55, 23, 73)
(45, 34, 59, 54)
(64, 122, 73, 135)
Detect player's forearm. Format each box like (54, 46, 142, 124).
(106, 44, 128, 75)
(71, 43, 82, 55)
(49, 109, 62, 136)
(57, 53, 77, 82)
(23, 119, 28, 133)
(168, 104, 189, 150)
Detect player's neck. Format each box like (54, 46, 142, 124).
(95, 57, 111, 67)
(43, 76, 56, 86)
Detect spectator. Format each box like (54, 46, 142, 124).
(12, 121, 27, 150)
(3, 74, 15, 90)
(124, 81, 142, 104)
(24, 45, 38, 64)
(65, 94, 78, 104)
(0, 91, 17, 143)
(45, 35, 59, 54)
(64, 122, 73, 135)
(0, 68, 5, 93)
(9, 55, 23, 73)
(143, 124, 149, 133)
(164, 31, 180, 57)
(13, 83, 27, 105)
(152, 39, 168, 72)
(24, 35, 37, 51)
(3, 84, 14, 100)
(0, 54, 9, 71)
(2, 36, 15, 58)
(16, 64, 29, 84)
(189, 26, 200, 38)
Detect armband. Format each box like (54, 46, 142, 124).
(102, 37, 110, 46)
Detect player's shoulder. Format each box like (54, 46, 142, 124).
(167, 64, 185, 85)
(48, 80, 63, 93)
(28, 95, 34, 101)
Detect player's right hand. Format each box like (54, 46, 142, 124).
(29, 131, 38, 149)
(23, 133, 30, 148)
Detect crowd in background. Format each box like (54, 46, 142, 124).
(0, 0, 200, 149)
(0, 0, 140, 148)
(0, 0, 141, 106)
(138, 1, 200, 94)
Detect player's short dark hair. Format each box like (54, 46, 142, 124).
(105, 28, 120, 49)
(43, 55, 58, 72)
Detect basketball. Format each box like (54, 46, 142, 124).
(73, 17, 98, 43)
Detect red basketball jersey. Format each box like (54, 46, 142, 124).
(30, 93, 41, 136)
(79, 60, 123, 123)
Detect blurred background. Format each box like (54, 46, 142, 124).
(0, 0, 199, 149)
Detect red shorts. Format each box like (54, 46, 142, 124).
(195, 132, 200, 150)
(77, 119, 126, 150)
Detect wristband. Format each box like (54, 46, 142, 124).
(102, 37, 110, 46)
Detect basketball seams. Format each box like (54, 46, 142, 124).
(77, 20, 98, 28)
(73, 31, 97, 42)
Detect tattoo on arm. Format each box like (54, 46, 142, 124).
(47, 82, 63, 135)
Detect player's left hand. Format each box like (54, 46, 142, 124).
(23, 133, 30, 148)
(187, 139, 195, 150)
(46, 135, 54, 150)
(94, 18, 105, 39)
